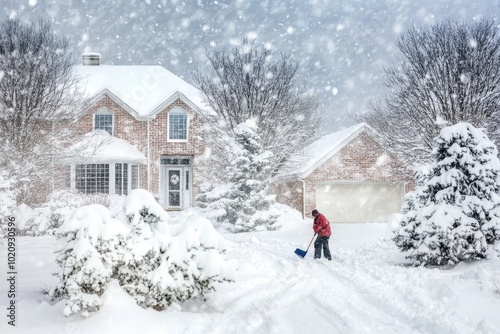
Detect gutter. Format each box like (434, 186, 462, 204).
(299, 179, 306, 219)
(147, 118, 151, 191)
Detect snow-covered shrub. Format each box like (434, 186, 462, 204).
(0, 170, 15, 239)
(169, 208, 237, 300)
(26, 190, 119, 236)
(392, 123, 500, 266)
(50, 204, 128, 317)
(51, 189, 237, 316)
(117, 190, 237, 310)
(197, 120, 280, 232)
(116, 189, 173, 309)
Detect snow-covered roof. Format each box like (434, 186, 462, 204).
(274, 123, 371, 181)
(75, 64, 206, 118)
(67, 131, 147, 164)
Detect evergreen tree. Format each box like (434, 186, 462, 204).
(393, 123, 500, 266)
(201, 120, 280, 232)
(50, 204, 127, 317)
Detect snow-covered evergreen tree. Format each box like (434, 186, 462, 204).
(393, 123, 500, 266)
(51, 204, 128, 317)
(116, 189, 237, 310)
(198, 119, 280, 232)
(116, 189, 176, 310)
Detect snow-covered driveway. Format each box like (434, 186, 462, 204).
(210, 224, 499, 334)
(1, 221, 499, 334)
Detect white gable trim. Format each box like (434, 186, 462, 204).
(299, 124, 370, 179)
(90, 88, 144, 120)
(148, 91, 202, 119)
(273, 123, 378, 183)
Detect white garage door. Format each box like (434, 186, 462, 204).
(316, 183, 403, 223)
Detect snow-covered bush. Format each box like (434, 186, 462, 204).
(118, 190, 236, 310)
(392, 123, 500, 266)
(50, 204, 128, 317)
(0, 169, 15, 239)
(51, 189, 237, 316)
(19, 190, 120, 236)
(197, 120, 280, 232)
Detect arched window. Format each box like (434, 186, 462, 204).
(94, 108, 113, 135)
(168, 108, 188, 141)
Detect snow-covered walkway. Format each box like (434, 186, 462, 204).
(1, 220, 499, 334)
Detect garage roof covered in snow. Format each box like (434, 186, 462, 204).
(274, 123, 372, 181)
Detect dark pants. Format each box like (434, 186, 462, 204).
(314, 236, 332, 260)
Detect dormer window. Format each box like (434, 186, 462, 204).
(168, 108, 188, 141)
(94, 109, 113, 135)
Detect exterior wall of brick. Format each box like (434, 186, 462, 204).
(275, 131, 415, 217)
(76, 95, 150, 188)
(273, 181, 304, 214)
(148, 99, 205, 197)
(72, 95, 205, 206)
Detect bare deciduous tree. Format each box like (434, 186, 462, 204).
(0, 18, 88, 205)
(193, 38, 322, 178)
(360, 19, 500, 165)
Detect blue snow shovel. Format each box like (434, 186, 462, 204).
(294, 233, 316, 259)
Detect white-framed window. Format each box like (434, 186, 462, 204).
(94, 108, 113, 135)
(115, 163, 128, 195)
(73, 163, 139, 195)
(114, 163, 140, 195)
(168, 108, 188, 141)
(131, 164, 139, 190)
(75, 164, 110, 194)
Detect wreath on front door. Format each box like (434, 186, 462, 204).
(170, 173, 180, 185)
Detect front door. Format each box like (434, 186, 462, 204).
(160, 157, 192, 209)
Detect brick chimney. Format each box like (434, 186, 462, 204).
(82, 52, 101, 66)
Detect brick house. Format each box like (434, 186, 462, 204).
(272, 123, 414, 222)
(67, 53, 205, 210)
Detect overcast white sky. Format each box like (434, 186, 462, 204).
(2, 0, 498, 130)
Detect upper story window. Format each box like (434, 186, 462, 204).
(94, 109, 113, 135)
(168, 108, 188, 141)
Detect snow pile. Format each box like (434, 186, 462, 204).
(197, 119, 280, 232)
(392, 123, 500, 266)
(50, 189, 236, 317)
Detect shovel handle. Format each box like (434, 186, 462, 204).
(306, 233, 317, 251)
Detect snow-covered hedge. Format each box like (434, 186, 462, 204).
(392, 123, 500, 266)
(50, 189, 237, 317)
(9, 190, 124, 237)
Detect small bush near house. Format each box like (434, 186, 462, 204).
(50, 189, 237, 317)
(392, 123, 500, 266)
(10, 190, 121, 237)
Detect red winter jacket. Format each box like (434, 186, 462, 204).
(313, 213, 331, 237)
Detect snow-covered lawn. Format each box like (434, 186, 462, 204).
(1, 207, 499, 334)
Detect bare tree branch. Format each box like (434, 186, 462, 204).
(193, 38, 323, 178)
(0, 18, 89, 205)
(359, 20, 500, 165)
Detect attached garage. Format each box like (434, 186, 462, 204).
(316, 182, 404, 223)
(272, 123, 414, 221)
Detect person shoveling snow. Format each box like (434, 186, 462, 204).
(295, 209, 332, 260)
